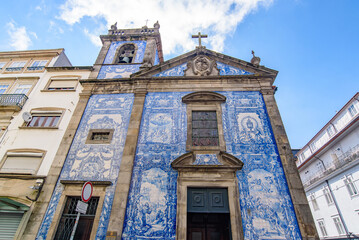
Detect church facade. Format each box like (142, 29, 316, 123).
(25, 23, 318, 240)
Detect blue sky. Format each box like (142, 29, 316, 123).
(1, 0, 358, 148)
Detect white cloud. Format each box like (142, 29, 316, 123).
(6, 22, 34, 50)
(59, 0, 273, 56)
(84, 28, 102, 47)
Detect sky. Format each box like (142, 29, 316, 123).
(0, 0, 358, 149)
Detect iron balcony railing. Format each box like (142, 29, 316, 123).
(0, 94, 28, 109)
(5, 67, 24, 72)
(303, 144, 359, 188)
(27, 66, 45, 71)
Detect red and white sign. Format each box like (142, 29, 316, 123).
(81, 181, 93, 203)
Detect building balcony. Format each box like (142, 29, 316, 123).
(5, 67, 24, 72)
(0, 94, 28, 111)
(27, 66, 45, 71)
(303, 144, 359, 188)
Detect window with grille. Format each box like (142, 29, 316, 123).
(27, 60, 47, 71)
(54, 196, 99, 240)
(323, 188, 334, 205)
(344, 177, 358, 196)
(0, 62, 6, 70)
(332, 216, 345, 235)
(317, 220, 328, 237)
(192, 111, 219, 146)
(309, 194, 319, 211)
(6, 61, 27, 72)
(348, 104, 357, 117)
(0, 84, 9, 94)
(86, 129, 114, 144)
(13, 84, 32, 95)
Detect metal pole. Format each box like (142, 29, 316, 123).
(70, 211, 81, 240)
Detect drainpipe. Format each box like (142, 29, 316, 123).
(325, 180, 350, 237)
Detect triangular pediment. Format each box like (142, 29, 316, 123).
(171, 151, 243, 171)
(132, 47, 277, 78)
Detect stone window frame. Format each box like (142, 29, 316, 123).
(0, 148, 46, 175)
(3, 60, 31, 74)
(42, 75, 81, 92)
(182, 91, 226, 152)
(24, 58, 51, 73)
(20, 108, 65, 129)
(112, 43, 138, 64)
(86, 129, 115, 144)
(6, 77, 39, 96)
(45, 182, 109, 240)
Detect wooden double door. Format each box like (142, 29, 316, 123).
(187, 188, 232, 240)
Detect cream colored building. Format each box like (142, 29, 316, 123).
(0, 49, 91, 239)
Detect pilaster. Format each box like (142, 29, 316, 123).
(105, 87, 147, 240)
(261, 91, 319, 240)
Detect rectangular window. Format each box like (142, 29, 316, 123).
(46, 77, 78, 91)
(317, 220, 328, 237)
(344, 177, 358, 196)
(300, 153, 305, 161)
(54, 196, 99, 240)
(26, 115, 61, 128)
(0, 152, 43, 174)
(310, 194, 319, 211)
(348, 104, 357, 117)
(327, 125, 335, 137)
(310, 142, 317, 152)
(27, 60, 47, 71)
(332, 216, 345, 235)
(13, 84, 32, 95)
(0, 62, 6, 70)
(5, 61, 27, 72)
(86, 129, 114, 144)
(0, 84, 9, 94)
(323, 188, 334, 205)
(192, 111, 219, 146)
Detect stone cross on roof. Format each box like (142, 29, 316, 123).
(192, 32, 208, 47)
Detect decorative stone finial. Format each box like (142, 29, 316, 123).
(251, 50, 261, 66)
(110, 22, 117, 31)
(154, 21, 160, 29)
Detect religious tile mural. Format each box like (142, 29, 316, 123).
(221, 91, 301, 239)
(217, 62, 253, 75)
(193, 153, 222, 165)
(36, 94, 134, 240)
(121, 92, 188, 239)
(153, 62, 253, 77)
(152, 63, 187, 77)
(103, 41, 147, 64)
(97, 65, 141, 79)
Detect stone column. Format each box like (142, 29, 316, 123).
(106, 88, 147, 240)
(21, 87, 93, 240)
(261, 89, 319, 240)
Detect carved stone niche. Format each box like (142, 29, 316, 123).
(184, 55, 219, 76)
(171, 151, 244, 240)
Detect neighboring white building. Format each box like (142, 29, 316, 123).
(0, 49, 91, 239)
(296, 92, 359, 239)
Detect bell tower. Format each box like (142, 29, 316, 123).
(89, 21, 164, 80)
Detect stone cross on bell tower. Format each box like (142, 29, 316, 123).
(192, 32, 208, 47)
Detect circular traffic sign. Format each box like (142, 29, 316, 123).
(81, 182, 93, 203)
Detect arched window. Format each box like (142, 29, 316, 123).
(115, 44, 136, 64)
